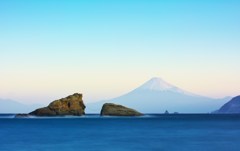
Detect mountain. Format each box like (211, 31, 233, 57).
(215, 96, 240, 114)
(0, 99, 43, 113)
(86, 77, 230, 113)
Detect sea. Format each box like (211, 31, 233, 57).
(0, 114, 240, 151)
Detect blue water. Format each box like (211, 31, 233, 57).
(0, 114, 240, 151)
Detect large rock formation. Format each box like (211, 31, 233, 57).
(100, 103, 142, 116)
(30, 93, 85, 116)
(215, 96, 240, 114)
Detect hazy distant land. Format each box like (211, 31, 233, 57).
(0, 77, 234, 114)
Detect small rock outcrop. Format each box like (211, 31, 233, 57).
(100, 103, 142, 116)
(30, 93, 85, 116)
(15, 114, 30, 118)
(216, 96, 240, 114)
(164, 110, 169, 114)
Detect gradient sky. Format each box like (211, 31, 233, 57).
(0, 0, 240, 104)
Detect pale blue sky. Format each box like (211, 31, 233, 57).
(0, 0, 240, 104)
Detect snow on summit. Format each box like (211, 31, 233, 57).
(138, 77, 196, 96)
(139, 77, 176, 91)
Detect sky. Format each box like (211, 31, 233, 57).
(0, 0, 240, 105)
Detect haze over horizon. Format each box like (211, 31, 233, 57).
(1, 0, 240, 105)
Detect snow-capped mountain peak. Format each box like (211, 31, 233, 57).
(87, 77, 230, 113)
(139, 77, 177, 91)
(138, 77, 196, 96)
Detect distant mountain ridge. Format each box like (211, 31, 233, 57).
(215, 96, 240, 114)
(87, 77, 230, 113)
(0, 99, 43, 113)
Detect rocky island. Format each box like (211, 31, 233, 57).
(100, 103, 143, 116)
(29, 93, 85, 116)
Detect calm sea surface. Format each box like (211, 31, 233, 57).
(0, 114, 240, 151)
